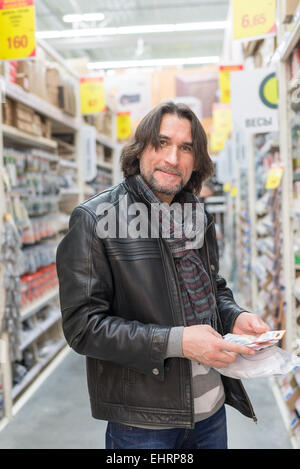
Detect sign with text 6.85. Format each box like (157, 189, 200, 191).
(232, 0, 276, 40)
(0, 0, 36, 60)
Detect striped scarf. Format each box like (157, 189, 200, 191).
(135, 175, 218, 328)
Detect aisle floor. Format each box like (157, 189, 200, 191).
(0, 349, 292, 449)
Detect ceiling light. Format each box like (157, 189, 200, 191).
(36, 21, 228, 39)
(87, 56, 220, 70)
(63, 13, 105, 23)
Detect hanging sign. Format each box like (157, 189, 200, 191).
(0, 0, 36, 60)
(80, 76, 106, 115)
(212, 103, 232, 136)
(79, 125, 97, 182)
(223, 183, 231, 193)
(219, 65, 243, 103)
(265, 165, 283, 190)
(117, 112, 131, 140)
(232, 0, 277, 41)
(230, 68, 279, 134)
(210, 129, 228, 153)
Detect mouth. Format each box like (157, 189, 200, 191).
(156, 169, 181, 178)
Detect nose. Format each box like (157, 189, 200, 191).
(164, 144, 179, 166)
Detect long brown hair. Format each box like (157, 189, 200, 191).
(120, 101, 214, 194)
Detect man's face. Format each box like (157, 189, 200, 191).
(138, 113, 195, 204)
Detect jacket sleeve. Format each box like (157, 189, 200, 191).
(207, 219, 250, 335)
(56, 206, 170, 381)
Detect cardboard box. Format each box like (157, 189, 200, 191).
(46, 67, 61, 89)
(283, 0, 300, 23)
(41, 116, 51, 139)
(14, 102, 34, 123)
(58, 80, 76, 116)
(32, 113, 43, 137)
(2, 98, 14, 126)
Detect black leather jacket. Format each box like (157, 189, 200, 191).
(56, 175, 256, 427)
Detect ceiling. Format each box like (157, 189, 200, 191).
(35, 0, 229, 65)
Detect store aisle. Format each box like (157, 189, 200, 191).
(0, 350, 292, 449)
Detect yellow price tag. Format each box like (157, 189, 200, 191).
(117, 112, 131, 140)
(0, 0, 36, 60)
(265, 166, 283, 190)
(223, 183, 231, 193)
(219, 65, 243, 103)
(232, 0, 276, 40)
(80, 77, 106, 115)
(231, 186, 237, 198)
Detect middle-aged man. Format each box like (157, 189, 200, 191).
(56, 101, 269, 449)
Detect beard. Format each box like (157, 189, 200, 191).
(141, 167, 185, 196)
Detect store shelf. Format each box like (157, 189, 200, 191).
(60, 188, 80, 196)
(269, 377, 299, 449)
(96, 132, 121, 150)
(20, 311, 62, 351)
(59, 159, 78, 169)
(2, 124, 58, 152)
(4, 81, 80, 131)
(258, 140, 280, 158)
(97, 160, 113, 171)
(12, 338, 66, 401)
(20, 287, 59, 321)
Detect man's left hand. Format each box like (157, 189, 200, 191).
(232, 312, 270, 336)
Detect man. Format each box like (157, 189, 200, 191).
(56, 101, 269, 449)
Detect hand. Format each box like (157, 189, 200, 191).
(182, 324, 255, 369)
(232, 312, 270, 336)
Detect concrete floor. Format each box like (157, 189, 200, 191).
(0, 349, 292, 449)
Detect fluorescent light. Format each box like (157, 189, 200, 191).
(63, 13, 105, 23)
(88, 56, 220, 70)
(36, 21, 228, 39)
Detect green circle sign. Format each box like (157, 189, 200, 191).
(259, 72, 278, 109)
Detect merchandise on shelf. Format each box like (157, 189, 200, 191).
(0, 216, 23, 362)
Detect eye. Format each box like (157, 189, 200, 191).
(159, 139, 168, 147)
(181, 145, 192, 152)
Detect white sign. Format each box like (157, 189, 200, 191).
(105, 73, 152, 120)
(230, 68, 279, 134)
(80, 125, 97, 182)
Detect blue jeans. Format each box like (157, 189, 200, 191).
(105, 404, 227, 449)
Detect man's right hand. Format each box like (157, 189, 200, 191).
(182, 324, 255, 369)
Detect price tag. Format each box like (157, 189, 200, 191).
(219, 65, 243, 103)
(80, 77, 106, 115)
(117, 112, 131, 140)
(223, 183, 231, 193)
(0, 0, 36, 60)
(231, 186, 237, 197)
(232, 0, 276, 40)
(265, 165, 283, 190)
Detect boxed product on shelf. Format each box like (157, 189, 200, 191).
(2, 97, 14, 126)
(14, 101, 34, 134)
(58, 80, 76, 117)
(16, 59, 48, 100)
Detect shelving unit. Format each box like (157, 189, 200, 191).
(0, 41, 84, 428)
(269, 1, 300, 448)
(221, 1, 300, 448)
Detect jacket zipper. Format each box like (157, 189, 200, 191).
(137, 189, 195, 427)
(158, 237, 195, 428)
(204, 231, 257, 423)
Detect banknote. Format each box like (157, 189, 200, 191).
(223, 330, 286, 350)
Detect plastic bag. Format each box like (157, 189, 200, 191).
(215, 346, 300, 379)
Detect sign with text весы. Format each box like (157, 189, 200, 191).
(230, 68, 279, 134)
